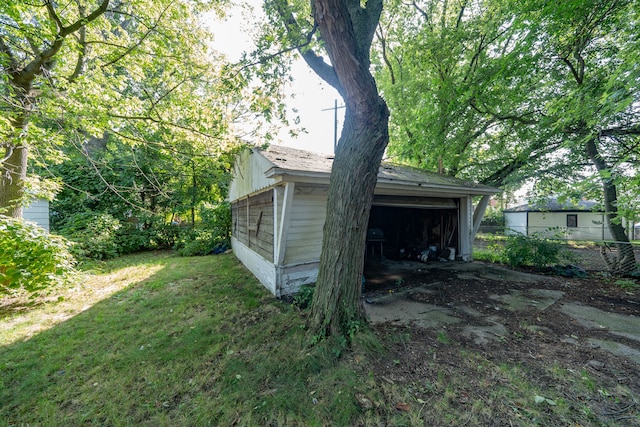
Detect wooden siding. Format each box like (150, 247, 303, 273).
(232, 191, 274, 262)
(232, 198, 248, 243)
(284, 190, 327, 264)
(247, 191, 274, 261)
(228, 149, 279, 201)
(23, 199, 49, 231)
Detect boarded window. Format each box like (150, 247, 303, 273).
(232, 191, 274, 262)
(567, 214, 578, 228)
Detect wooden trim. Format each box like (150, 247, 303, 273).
(274, 182, 295, 265)
(471, 195, 491, 241)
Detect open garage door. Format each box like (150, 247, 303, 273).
(367, 196, 459, 261)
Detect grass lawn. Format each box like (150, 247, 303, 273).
(1, 252, 383, 426)
(2, 251, 637, 426)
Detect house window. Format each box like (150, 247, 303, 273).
(567, 214, 578, 228)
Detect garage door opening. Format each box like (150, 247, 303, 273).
(366, 204, 459, 263)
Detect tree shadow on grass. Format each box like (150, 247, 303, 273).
(0, 253, 274, 426)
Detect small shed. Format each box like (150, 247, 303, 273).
(504, 198, 615, 240)
(229, 145, 500, 296)
(23, 198, 50, 231)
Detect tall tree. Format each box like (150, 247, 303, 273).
(374, 0, 639, 271)
(533, 0, 639, 271)
(374, 0, 562, 188)
(0, 0, 231, 218)
(264, 0, 388, 339)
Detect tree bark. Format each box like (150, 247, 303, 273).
(0, 0, 110, 218)
(1, 94, 31, 219)
(585, 137, 636, 272)
(0, 144, 28, 218)
(308, 0, 389, 339)
(310, 102, 389, 338)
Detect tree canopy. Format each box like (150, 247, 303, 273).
(1, 0, 251, 218)
(374, 0, 639, 270)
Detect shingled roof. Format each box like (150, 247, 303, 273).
(504, 198, 600, 212)
(257, 145, 498, 194)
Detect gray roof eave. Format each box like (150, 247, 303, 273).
(265, 167, 500, 196)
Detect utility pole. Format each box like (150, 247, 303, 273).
(321, 99, 345, 153)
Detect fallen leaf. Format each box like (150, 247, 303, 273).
(396, 402, 410, 412)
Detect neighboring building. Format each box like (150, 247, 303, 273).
(504, 198, 616, 240)
(229, 145, 500, 296)
(23, 198, 50, 231)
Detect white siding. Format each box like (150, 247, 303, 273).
(504, 212, 527, 236)
(229, 149, 279, 201)
(528, 212, 611, 240)
(23, 199, 49, 231)
(231, 237, 277, 294)
(284, 192, 327, 265)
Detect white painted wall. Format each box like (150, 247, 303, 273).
(505, 211, 615, 241)
(504, 212, 527, 236)
(231, 237, 277, 294)
(528, 212, 612, 240)
(23, 199, 49, 231)
(228, 149, 278, 202)
(284, 189, 327, 265)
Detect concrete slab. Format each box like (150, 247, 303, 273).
(490, 289, 564, 312)
(587, 338, 640, 364)
(463, 323, 508, 345)
(364, 287, 461, 328)
(560, 303, 640, 343)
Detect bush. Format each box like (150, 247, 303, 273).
(292, 284, 315, 309)
(0, 215, 77, 296)
(479, 207, 505, 234)
(503, 233, 562, 268)
(174, 202, 231, 257)
(57, 212, 121, 260)
(114, 224, 153, 254)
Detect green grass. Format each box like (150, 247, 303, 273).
(0, 252, 384, 426)
(1, 251, 638, 426)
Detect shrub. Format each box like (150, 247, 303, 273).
(0, 215, 77, 296)
(293, 284, 315, 309)
(114, 224, 153, 254)
(57, 212, 121, 260)
(503, 233, 562, 268)
(174, 202, 231, 257)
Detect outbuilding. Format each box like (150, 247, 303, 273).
(504, 198, 615, 240)
(23, 198, 50, 231)
(229, 145, 500, 296)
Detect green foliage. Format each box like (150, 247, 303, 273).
(614, 279, 639, 291)
(503, 233, 563, 269)
(174, 202, 232, 257)
(292, 284, 315, 309)
(481, 208, 505, 230)
(0, 215, 77, 296)
(57, 212, 122, 260)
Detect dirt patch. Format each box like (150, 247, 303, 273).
(363, 258, 640, 425)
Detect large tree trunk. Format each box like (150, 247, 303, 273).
(0, 145, 28, 218)
(310, 103, 389, 338)
(1, 105, 30, 219)
(307, 0, 389, 339)
(586, 137, 636, 273)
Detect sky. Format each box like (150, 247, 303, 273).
(208, 3, 343, 154)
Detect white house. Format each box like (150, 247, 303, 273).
(504, 198, 616, 241)
(229, 145, 500, 296)
(23, 198, 50, 231)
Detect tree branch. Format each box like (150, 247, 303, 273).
(470, 99, 538, 125)
(18, 0, 110, 85)
(270, 0, 342, 94)
(375, 25, 395, 85)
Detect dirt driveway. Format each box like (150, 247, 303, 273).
(362, 259, 640, 425)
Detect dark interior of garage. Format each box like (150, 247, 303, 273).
(366, 205, 459, 262)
